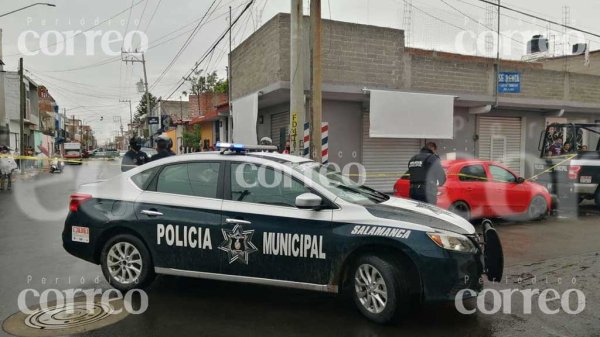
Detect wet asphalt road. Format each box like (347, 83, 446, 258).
(0, 161, 599, 337)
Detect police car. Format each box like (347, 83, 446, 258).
(62, 143, 503, 323)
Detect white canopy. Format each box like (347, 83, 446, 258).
(232, 92, 259, 145)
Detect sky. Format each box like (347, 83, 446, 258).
(0, 0, 598, 142)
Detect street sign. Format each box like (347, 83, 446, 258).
(498, 72, 521, 93)
(147, 117, 159, 125)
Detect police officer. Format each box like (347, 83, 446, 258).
(121, 137, 149, 172)
(150, 135, 175, 161)
(408, 142, 446, 204)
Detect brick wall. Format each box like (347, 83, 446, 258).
(231, 14, 282, 99)
(277, 14, 404, 89)
(231, 13, 600, 106)
(188, 93, 228, 118)
(569, 73, 600, 103)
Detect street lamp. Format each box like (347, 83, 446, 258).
(0, 3, 56, 18)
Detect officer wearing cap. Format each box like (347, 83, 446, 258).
(121, 137, 149, 172)
(150, 134, 175, 161)
(407, 142, 446, 204)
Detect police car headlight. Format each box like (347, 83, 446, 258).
(427, 232, 476, 253)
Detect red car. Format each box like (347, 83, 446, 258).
(393, 160, 552, 220)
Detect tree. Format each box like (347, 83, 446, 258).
(182, 124, 201, 150)
(133, 92, 157, 124)
(185, 70, 227, 96)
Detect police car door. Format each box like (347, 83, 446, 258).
(220, 161, 334, 285)
(135, 161, 224, 273)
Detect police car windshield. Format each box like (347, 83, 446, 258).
(294, 162, 389, 205)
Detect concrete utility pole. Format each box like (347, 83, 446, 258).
(19, 58, 25, 168)
(290, 0, 304, 156)
(309, 0, 322, 162)
(122, 51, 151, 140)
(228, 6, 233, 143)
(119, 99, 133, 135)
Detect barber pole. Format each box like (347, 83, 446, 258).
(303, 122, 310, 158)
(303, 122, 328, 163)
(321, 122, 328, 164)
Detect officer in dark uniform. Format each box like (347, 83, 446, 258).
(121, 137, 149, 172)
(150, 135, 175, 162)
(408, 142, 446, 204)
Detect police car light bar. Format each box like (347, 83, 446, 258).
(216, 142, 278, 152)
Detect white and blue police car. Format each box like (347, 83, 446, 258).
(63, 143, 503, 323)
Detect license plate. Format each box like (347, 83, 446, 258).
(72, 226, 90, 243)
(580, 176, 592, 184)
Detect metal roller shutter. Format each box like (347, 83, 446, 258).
(478, 116, 523, 175)
(362, 113, 421, 192)
(270, 112, 289, 151)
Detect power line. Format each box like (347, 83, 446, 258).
(149, 0, 221, 90)
(477, 0, 600, 38)
(164, 0, 255, 100)
(441, 0, 524, 45)
(4, 0, 147, 58)
(34, 3, 243, 74)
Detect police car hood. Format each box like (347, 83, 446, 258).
(365, 197, 475, 235)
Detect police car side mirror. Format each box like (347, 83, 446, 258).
(296, 193, 323, 210)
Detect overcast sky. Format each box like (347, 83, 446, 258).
(1, 0, 597, 142)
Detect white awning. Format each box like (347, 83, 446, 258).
(232, 92, 259, 145)
(369, 90, 455, 139)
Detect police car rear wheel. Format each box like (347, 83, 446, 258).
(595, 189, 600, 209)
(101, 234, 155, 292)
(351, 255, 409, 323)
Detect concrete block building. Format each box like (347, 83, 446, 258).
(229, 13, 600, 192)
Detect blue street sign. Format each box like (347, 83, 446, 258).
(147, 117, 159, 125)
(498, 71, 521, 93)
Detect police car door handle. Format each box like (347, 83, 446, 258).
(141, 210, 164, 217)
(225, 218, 251, 225)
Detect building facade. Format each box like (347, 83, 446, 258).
(230, 13, 600, 192)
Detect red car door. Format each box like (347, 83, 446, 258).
(453, 163, 489, 218)
(487, 164, 530, 215)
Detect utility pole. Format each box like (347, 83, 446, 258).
(494, 0, 501, 107)
(228, 6, 233, 143)
(19, 58, 25, 170)
(119, 99, 133, 131)
(122, 51, 151, 140)
(309, 0, 322, 162)
(72, 115, 75, 141)
(290, 0, 304, 156)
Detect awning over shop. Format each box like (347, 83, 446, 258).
(232, 92, 258, 145)
(369, 90, 455, 139)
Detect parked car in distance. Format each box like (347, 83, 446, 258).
(393, 160, 552, 220)
(140, 147, 157, 157)
(91, 148, 119, 159)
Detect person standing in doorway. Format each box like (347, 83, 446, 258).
(407, 142, 446, 205)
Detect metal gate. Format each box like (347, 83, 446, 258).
(478, 116, 523, 175)
(362, 113, 421, 192)
(270, 112, 289, 151)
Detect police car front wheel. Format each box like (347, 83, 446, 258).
(351, 255, 410, 323)
(100, 234, 155, 292)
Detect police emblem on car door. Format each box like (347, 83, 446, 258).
(219, 224, 258, 264)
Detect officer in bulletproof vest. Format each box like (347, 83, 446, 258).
(121, 137, 149, 172)
(407, 142, 446, 204)
(150, 135, 175, 162)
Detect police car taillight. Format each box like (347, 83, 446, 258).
(69, 193, 92, 212)
(568, 166, 581, 180)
